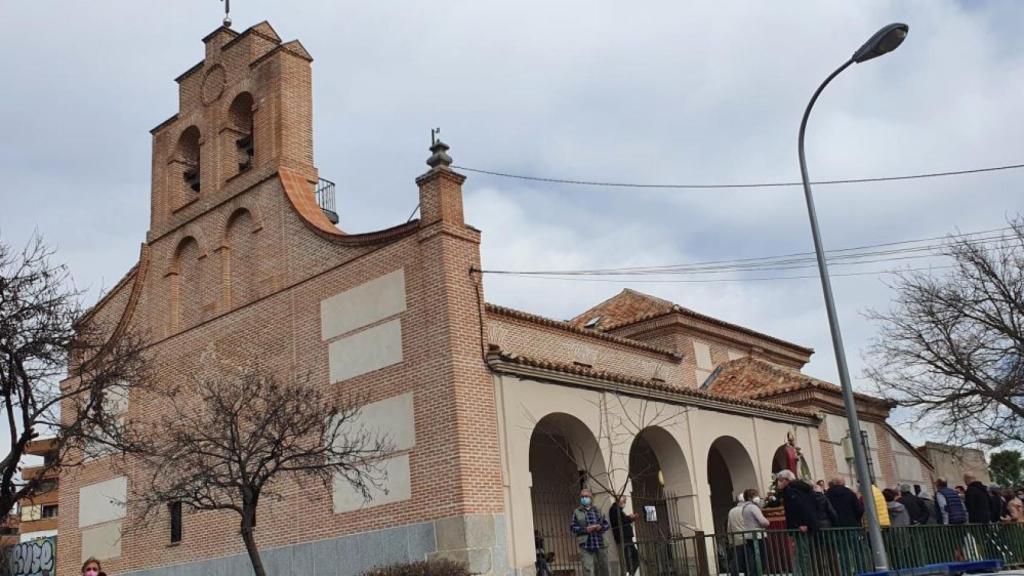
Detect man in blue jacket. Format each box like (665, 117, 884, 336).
(571, 487, 611, 576)
(934, 478, 967, 524)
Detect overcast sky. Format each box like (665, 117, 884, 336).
(2, 1, 1023, 447)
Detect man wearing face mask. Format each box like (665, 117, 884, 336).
(570, 487, 611, 576)
(740, 489, 770, 576)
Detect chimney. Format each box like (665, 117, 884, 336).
(415, 140, 465, 227)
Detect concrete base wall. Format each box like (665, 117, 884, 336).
(123, 514, 508, 576)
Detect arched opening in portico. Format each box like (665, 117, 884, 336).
(629, 426, 697, 542)
(529, 413, 608, 572)
(707, 436, 759, 535)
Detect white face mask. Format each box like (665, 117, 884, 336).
(753, 496, 763, 507)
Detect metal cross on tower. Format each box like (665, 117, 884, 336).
(220, 0, 232, 27)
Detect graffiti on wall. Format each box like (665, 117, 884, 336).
(8, 537, 56, 576)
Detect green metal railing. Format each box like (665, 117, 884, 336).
(623, 524, 1024, 576)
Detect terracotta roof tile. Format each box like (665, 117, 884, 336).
(569, 288, 675, 330)
(485, 303, 681, 359)
(568, 289, 813, 355)
(279, 167, 343, 236)
(706, 356, 891, 407)
(487, 347, 816, 419)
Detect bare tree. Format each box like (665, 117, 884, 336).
(865, 216, 1024, 447)
(527, 390, 688, 575)
(0, 234, 147, 520)
(130, 359, 392, 576)
(527, 389, 688, 501)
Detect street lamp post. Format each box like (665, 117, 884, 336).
(798, 22, 909, 572)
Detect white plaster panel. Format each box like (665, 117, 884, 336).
(693, 341, 713, 369)
(78, 477, 127, 528)
(320, 269, 406, 340)
(727, 349, 745, 361)
(81, 521, 122, 561)
(328, 319, 403, 383)
(825, 414, 849, 444)
(343, 392, 415, 452)
(333, 453, 411, 513)
(895, 452, 926, 484)
(864, 423, 884, 481)
(833, 443, 852, 475)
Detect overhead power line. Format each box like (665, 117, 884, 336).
(501, 265, 956, 284)
(477, 225, 1014, 282)
(453, 162, 1024, 190)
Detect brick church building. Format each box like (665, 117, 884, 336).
(59, 21, 938, 576)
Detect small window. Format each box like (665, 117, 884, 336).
(177, 126, 202, 194)
(169, 501, 182, 543)
(40, 505, 58, 518)
(228, 93, 254, 174)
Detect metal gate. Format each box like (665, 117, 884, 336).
(531, 487, 704, 576)
(532, 488, 586, 576)
(632, 490, 703, 576)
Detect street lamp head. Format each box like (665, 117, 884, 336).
(851, 23, 909, 64)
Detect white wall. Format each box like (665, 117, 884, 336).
(332, 392, 416, 513)
(78, 476, 127, 561)
(321, 269, 407, 384)
(493, 374, 823, 575)
(320, 269, 406, 340)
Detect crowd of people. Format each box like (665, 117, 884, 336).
(554, 472, 1024, 576)
(774, 471, 1024, 532)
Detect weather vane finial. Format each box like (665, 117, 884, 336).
(431, 127, 440, 146)
(220, 0, 232, 27)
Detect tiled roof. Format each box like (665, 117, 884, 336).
(569, 288, 674, 330)
(485, 303, 682, 359)
(569, 289, 813, 355)
(279, 167, 343, 236)
(706, 356, 892, 408)
(487, 347, 817, 420)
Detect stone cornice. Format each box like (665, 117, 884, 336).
(611, 311, 812, 367)
(487, 347, 819, 425)
(485, 304, 683, 361)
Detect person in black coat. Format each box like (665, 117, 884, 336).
(813, 485, 839, 529)
(826, 477, 865, 527)
(778, 470, 817, 576)
(778, 470, 818, 532)
(608, 495, 640, 576)
(899, 484, 929, 525)
(989, 485, 1008, 523)
(963, 473, 992, 523)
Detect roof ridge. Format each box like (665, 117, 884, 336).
(719, 356, 892, 406)
(485, 303, 681, 359)
(489, 348, 816, 419)
(603, 305, 814, 355)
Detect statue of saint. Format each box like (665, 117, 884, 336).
(772, 431, 812, 479)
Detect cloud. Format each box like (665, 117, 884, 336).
(2, 0, 1023, 454)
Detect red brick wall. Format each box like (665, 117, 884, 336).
(818, 421, 839, 481)
(486, 315, 685, 385)
(58, 25, 503, 576)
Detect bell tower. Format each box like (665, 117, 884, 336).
(147, 21, 315, 240)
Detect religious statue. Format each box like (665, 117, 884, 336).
(772, 431, 813, 480)
(764, 431, 812, 512)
